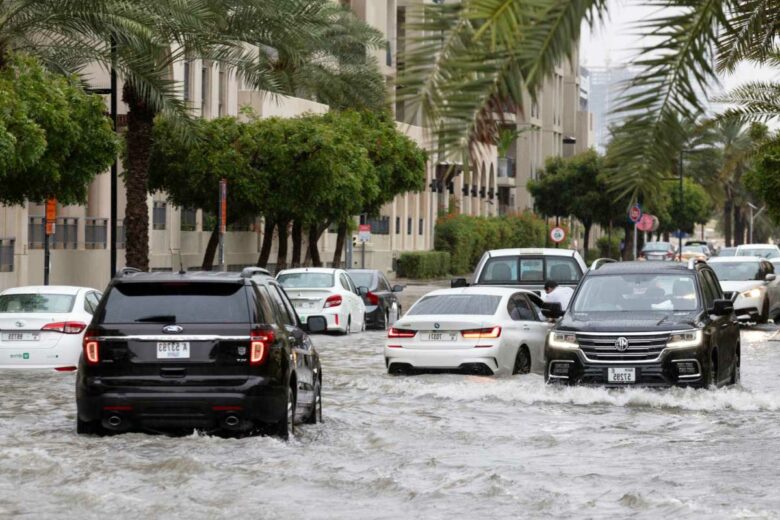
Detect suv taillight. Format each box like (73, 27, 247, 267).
(83, 330, 99, 365)
(324, 295, 342, 308)
(250, 328, 274, 366)
(42, 321, 87, 334)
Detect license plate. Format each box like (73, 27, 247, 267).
(608, 367, 636, 383)
(423, 331, 458, 342)
(295, 302, 313, 309)
(156, 342, 190, 359)
(2, 332, 40, 342)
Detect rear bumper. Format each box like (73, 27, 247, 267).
(365, 305, 385, 328)
(734, 296, 762, 321)
(76, 376, 286, 431)
(384, 344, 501, 374)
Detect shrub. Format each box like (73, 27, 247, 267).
(596, 235, 622, 259)
(434, 212, 547, 274)
(396, 251, 451, 279)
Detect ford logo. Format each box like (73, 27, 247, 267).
(614, 337, 630, 352)
(162, 325, 183, 334)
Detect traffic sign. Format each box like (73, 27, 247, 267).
(637, 214, 659, 232)
(550, 226, 566, 244)
(358, 224, 371, 243)
(45, 198, 57, 235)
(628, 204, 642, 223)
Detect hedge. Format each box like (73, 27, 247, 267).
(434, 212, 548, 275)
(396, 251, 451, 279)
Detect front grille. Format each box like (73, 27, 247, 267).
(577, 333, 671, 362)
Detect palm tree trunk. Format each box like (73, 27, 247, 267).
(723, 198, 733, 247)
(734, 208, 745, 246)
(583, 220, 592, 255)
(201, 225, 219, 270)
(123, 83, 155, 271)
(257, 218, 275, 267)
(332, 222, 347, 268)
(276, 219, 289, 270)
(291, 220, 303, 267)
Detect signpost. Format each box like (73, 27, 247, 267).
(549, 226, 566, 245)
(44, 198, 56, 285)
(358, 224, 371, 268)
(628, 204, 642, 260)
(218, 179, 227, 271)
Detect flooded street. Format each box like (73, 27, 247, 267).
(1, 282, 779, 519)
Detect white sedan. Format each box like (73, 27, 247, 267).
(0, 285, 102, 370)
(385, 287, 553, 376)
(709, 256, 780, 323)
(277, 268, 366, 334)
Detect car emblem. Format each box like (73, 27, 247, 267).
(434, 323, 440, 329)
(15, 321, 24, 328)
(237, 346, 247, 356)
(162, 325, 183, 334)
(614, 337, 630, 352)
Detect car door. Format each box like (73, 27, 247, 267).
(375, 274, 394, 316)
(507, 293, 552, 374)
(701, 269, 736, 382)
(761, 261, 780, 317)
(340, 272, 364, 329)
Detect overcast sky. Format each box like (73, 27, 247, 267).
(581, 1, 778, 92)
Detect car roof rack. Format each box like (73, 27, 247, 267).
(118, 267, 142, 277)
(241, 267, 271, 278)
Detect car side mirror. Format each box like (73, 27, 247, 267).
(451, 278, 468, 288)
(392, 284, 404, 293)
(305, 315, 327, 333)
(358, 286, 369, 296)
(541, 302, 564, 319)
(766, 273, 776, 282)
(711, 299, 734, 316)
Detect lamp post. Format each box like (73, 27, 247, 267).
(678, 150, 684, 258)
(748, 202, 766, 244)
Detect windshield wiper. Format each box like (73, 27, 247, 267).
(134, 315, 176, 323)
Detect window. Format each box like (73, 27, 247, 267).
(409, 294, 502, 316)
(395, 217, 400, 235)
(366, 216, 390, 235)
(153, 202, 167, 230)
(546, 257, 580, 282)
(0, 293, 75, 313)
(572, 274, 699, 312)
(85, 292, 101, 314)
(28, 217, 45, 249)
(418, 218, 424, 235)
(339, 274, 352, 291)
(253, 285, 276, 324)
(53, 218, 77, 249)
(377, 275, 391, 292)
(181, 208, 197, 231)
(266, 284, 294, 326)
(218, 64, 227, 116)
(201, 62, 210, 114)
(0, 239, 14, 272)
(85, 218, 107, 249)
(84, 292, 95, 314)
(508, 294, 536, 321)
(407, 217, 412, 235)
(278, 272, 334, 289)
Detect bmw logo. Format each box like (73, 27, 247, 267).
(614, 337, 630, 352)
(434, 323, 440, 329)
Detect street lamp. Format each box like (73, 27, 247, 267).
(748, 202, 766, 244)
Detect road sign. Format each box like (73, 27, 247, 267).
(45, 198, 57, 235)
(628, 204, 642, 223)
(358, 224, 371, 243)
(550, 226, 566, 244)
(637, 214, 659, 232)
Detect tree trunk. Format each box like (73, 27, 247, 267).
(123, 83, 156, 271)
(583, 221, 592, 255)
(623, 222, 632, 261)
(723, 198, 733, 247)
(309, 225, 322, 267)
(291, 220, 303, 267)
(257, 218, 275, 267)
(201, 225, 219, 270)
(734, 208, 745, 246)
(332, 222, 347, 268)
(276, 219, 289, 270)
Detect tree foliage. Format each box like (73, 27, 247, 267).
(0, 54, 117, 205)
(744, 135, 780, 225)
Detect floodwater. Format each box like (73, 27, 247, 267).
(1, 302, 779, 518)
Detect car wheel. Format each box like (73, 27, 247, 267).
(512, 346, 531, 375)
(705, 354, 718, 388)
(305, 378, 322, 424)
(361, 315, 366, 332)
(729, 349, 741, 386)
(276, 383, 297, 440)
(76, 417, 102, 436)
(758, 298, 769, 324)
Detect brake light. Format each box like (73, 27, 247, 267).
(366, 291, 380, 305)
(83, 334, 99, 365)
(250, 328, 274, 366)
(388, 328, 416, 338)
(462, 326, 501, 339)
(324, 295, 342, 308)
(42, 321, 87, 334)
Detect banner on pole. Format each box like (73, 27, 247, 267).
(45, 198, 57, 235)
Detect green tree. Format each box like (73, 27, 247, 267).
(744, 135, 780, 227)
(658, 179, 713, 236)
(0, 54, 117, 204)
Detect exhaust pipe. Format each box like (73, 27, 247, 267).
(224, 415, 240, 427)
(107, 415, 122, 428)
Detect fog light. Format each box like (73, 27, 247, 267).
(551, 362, 571, 377)
(675, 360, 700, 377)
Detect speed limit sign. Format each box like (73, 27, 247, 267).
(550, 226, 566, 243)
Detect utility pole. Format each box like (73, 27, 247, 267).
(218, 179, 227, 271)
(678, 151, 684, 258)
(110, 38, 118, 278)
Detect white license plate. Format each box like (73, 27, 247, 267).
(156, 342, 190, 359)
(608, 367, 636, 383)
(423, 331, 458, 342)
(2, 332, 40, 342)
(295, 302, 314, 309)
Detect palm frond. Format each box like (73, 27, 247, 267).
(716, 0, 780, 73)
(715, 81, 780, 123)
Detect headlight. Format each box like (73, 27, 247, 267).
(740, 288, 761, 299)
(666, 330, 702, 349)
(548, 331, 578, 349)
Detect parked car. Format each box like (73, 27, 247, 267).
(717, 247, 738, 257)
(385, 287, 554, 376)
(709, 256, 780, 323)
(685, 240, 716, 256)
(0, 285, 101, 370)
(76, 267, 326, 438)
(277, 267, 366, 334)
(679, 245, 710, 262)
(544, 260, 740, 387)
(347, 269, 404, 330)
(736, 243, 780, 260)
(453, 248, 589, 294)
(639, 241, 677, 261)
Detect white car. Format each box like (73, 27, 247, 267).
(385, 287, 554, 376)
(736, 244, 780, 261)
(0, 285, 102, 370)
(277, 268, 366, 334)
(709, 256, 780, 323)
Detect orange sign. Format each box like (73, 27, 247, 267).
(45, 198, 57, 235)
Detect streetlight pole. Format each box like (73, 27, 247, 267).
(748, 203, 766, 244)
(678, 150, 684, 259)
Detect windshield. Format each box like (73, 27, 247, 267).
(682, 246, 706, 253)
(478, 256, 581, 284)
(643, 243, 671, 251)
(101, 282, 249, 324)
(710, 262, 761, 281)
(572, 274, 699, 312)
(738, 248, 780, 259)
(408, 294, 502, 315)
(718, 248, 737, 257)
(277, 272, 334, 289)
(0, 293, 75, 313)
(347, 272, 374, 289)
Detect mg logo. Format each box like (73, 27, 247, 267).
(614, 337, 630, 352)
(162, 325, 183, 334)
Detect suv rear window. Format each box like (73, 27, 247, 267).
(100, 282, 250, 324)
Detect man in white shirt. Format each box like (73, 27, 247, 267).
(543, 280, 574, 310)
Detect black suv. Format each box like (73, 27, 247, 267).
(544, 260, 740, 387)
(76, 267, 326, 438)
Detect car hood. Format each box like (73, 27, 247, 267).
(556, 311, 701, 333)
(720, 280, 762, 293)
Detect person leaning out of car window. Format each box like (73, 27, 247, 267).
(542, 280, 574, 310)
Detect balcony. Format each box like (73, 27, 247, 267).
(497, 157, 516, 187)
